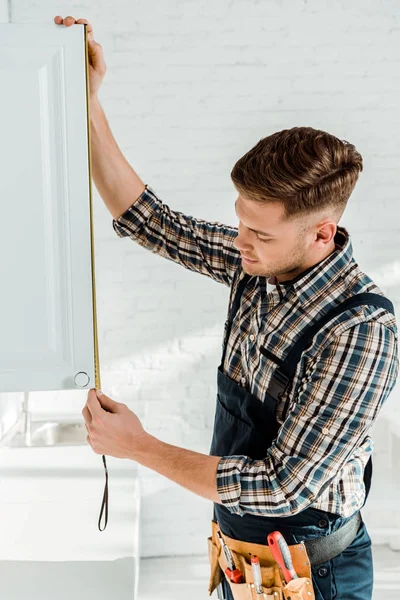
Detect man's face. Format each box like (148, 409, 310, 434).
(232, 194, 326, 282)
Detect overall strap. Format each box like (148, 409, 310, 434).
(228, 271, 252, 322)
(220, 270, 252, 367)
(267, 292, 395, 400)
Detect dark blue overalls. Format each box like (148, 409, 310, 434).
(210, 270, 395, 600)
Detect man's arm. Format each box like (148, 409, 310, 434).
(135, 434, 224, 505)
(89, 95, 146, 220)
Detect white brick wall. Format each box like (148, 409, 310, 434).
(5, 0, 400, 558)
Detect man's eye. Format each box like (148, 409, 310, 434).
(256, 235, 271, 243)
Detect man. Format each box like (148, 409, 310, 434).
(54, 16, 399, 600)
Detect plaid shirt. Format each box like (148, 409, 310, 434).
(113, 184, 399, 518)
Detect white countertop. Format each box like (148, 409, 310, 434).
(0, 444, 140, 562)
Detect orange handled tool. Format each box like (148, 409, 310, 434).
(267, 531, 299, 583)
(217, 531, 244, 583)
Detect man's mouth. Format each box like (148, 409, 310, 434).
(241, 255, 258, 263)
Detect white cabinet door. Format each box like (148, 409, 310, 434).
(0, 23, 100, 393)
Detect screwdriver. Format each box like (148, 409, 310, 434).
(217, 531, 244, 583)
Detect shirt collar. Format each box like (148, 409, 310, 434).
(266, 225, 353, 306)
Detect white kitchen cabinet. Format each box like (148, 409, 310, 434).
(0, 23, 100, 393)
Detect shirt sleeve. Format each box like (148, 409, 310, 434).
(112, 184, 241, 287)
(216, 320, 399, 517)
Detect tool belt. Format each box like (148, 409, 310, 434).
(207, 512, 362, 600)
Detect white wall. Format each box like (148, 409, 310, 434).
(5, 0, 400, 558)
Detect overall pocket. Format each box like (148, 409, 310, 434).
(210, 394, 253, 456)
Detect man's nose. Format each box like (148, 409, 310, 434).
(233, 231, 253, 252)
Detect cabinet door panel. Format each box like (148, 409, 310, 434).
(0, 23, 97, 392)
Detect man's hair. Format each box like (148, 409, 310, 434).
(230, 126, 363, 223)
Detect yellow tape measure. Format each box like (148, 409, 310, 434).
(84, 24, 108, 532)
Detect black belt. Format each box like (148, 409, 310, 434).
(303, 511, 362, 567)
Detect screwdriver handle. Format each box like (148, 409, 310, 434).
(267, 531, 298, 583)
(225, 567, 243, 583)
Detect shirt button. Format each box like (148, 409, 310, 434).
(322, 427, 329, 435)
(241, 377, 246, 385)
(317, 566, 328, 577)
(318, 519, 328, 528)
(249, 334, 255, 342)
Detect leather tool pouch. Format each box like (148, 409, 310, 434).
(208, 520, 316, 600)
